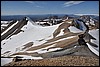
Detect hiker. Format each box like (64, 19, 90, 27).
(78, 34, 87, 46)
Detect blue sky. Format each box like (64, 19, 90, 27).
(1, 1, 99, 15)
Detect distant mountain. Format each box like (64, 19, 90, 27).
(1, 15, 49, 21)
(1, 14, 99, 21)
(87, 15, 99, 20)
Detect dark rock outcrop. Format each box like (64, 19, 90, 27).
(1, 17, 28, 41)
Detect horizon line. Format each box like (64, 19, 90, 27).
(1, 13, 99, 16)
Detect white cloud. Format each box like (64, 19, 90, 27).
(36, 6, 43, 8)
(24, 1, 43, 8)
(24, 1, 34, 4)
(64, 1, 84, 7)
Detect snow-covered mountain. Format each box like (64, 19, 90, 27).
(1, 16, 99, 66)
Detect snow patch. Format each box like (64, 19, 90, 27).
(1, 58, 13, 66)
(68, 26, 83, 33)
(11, 55, 43, 59)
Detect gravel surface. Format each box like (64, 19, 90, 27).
(4, 55, 99, 66)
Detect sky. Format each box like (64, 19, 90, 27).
(1, 1, 99, 15)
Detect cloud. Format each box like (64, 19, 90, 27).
(36, 6, 43, 8)
(64, 1, 84, 7)
(24, 1, 34, 4)
(24, 1, 43, 8)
